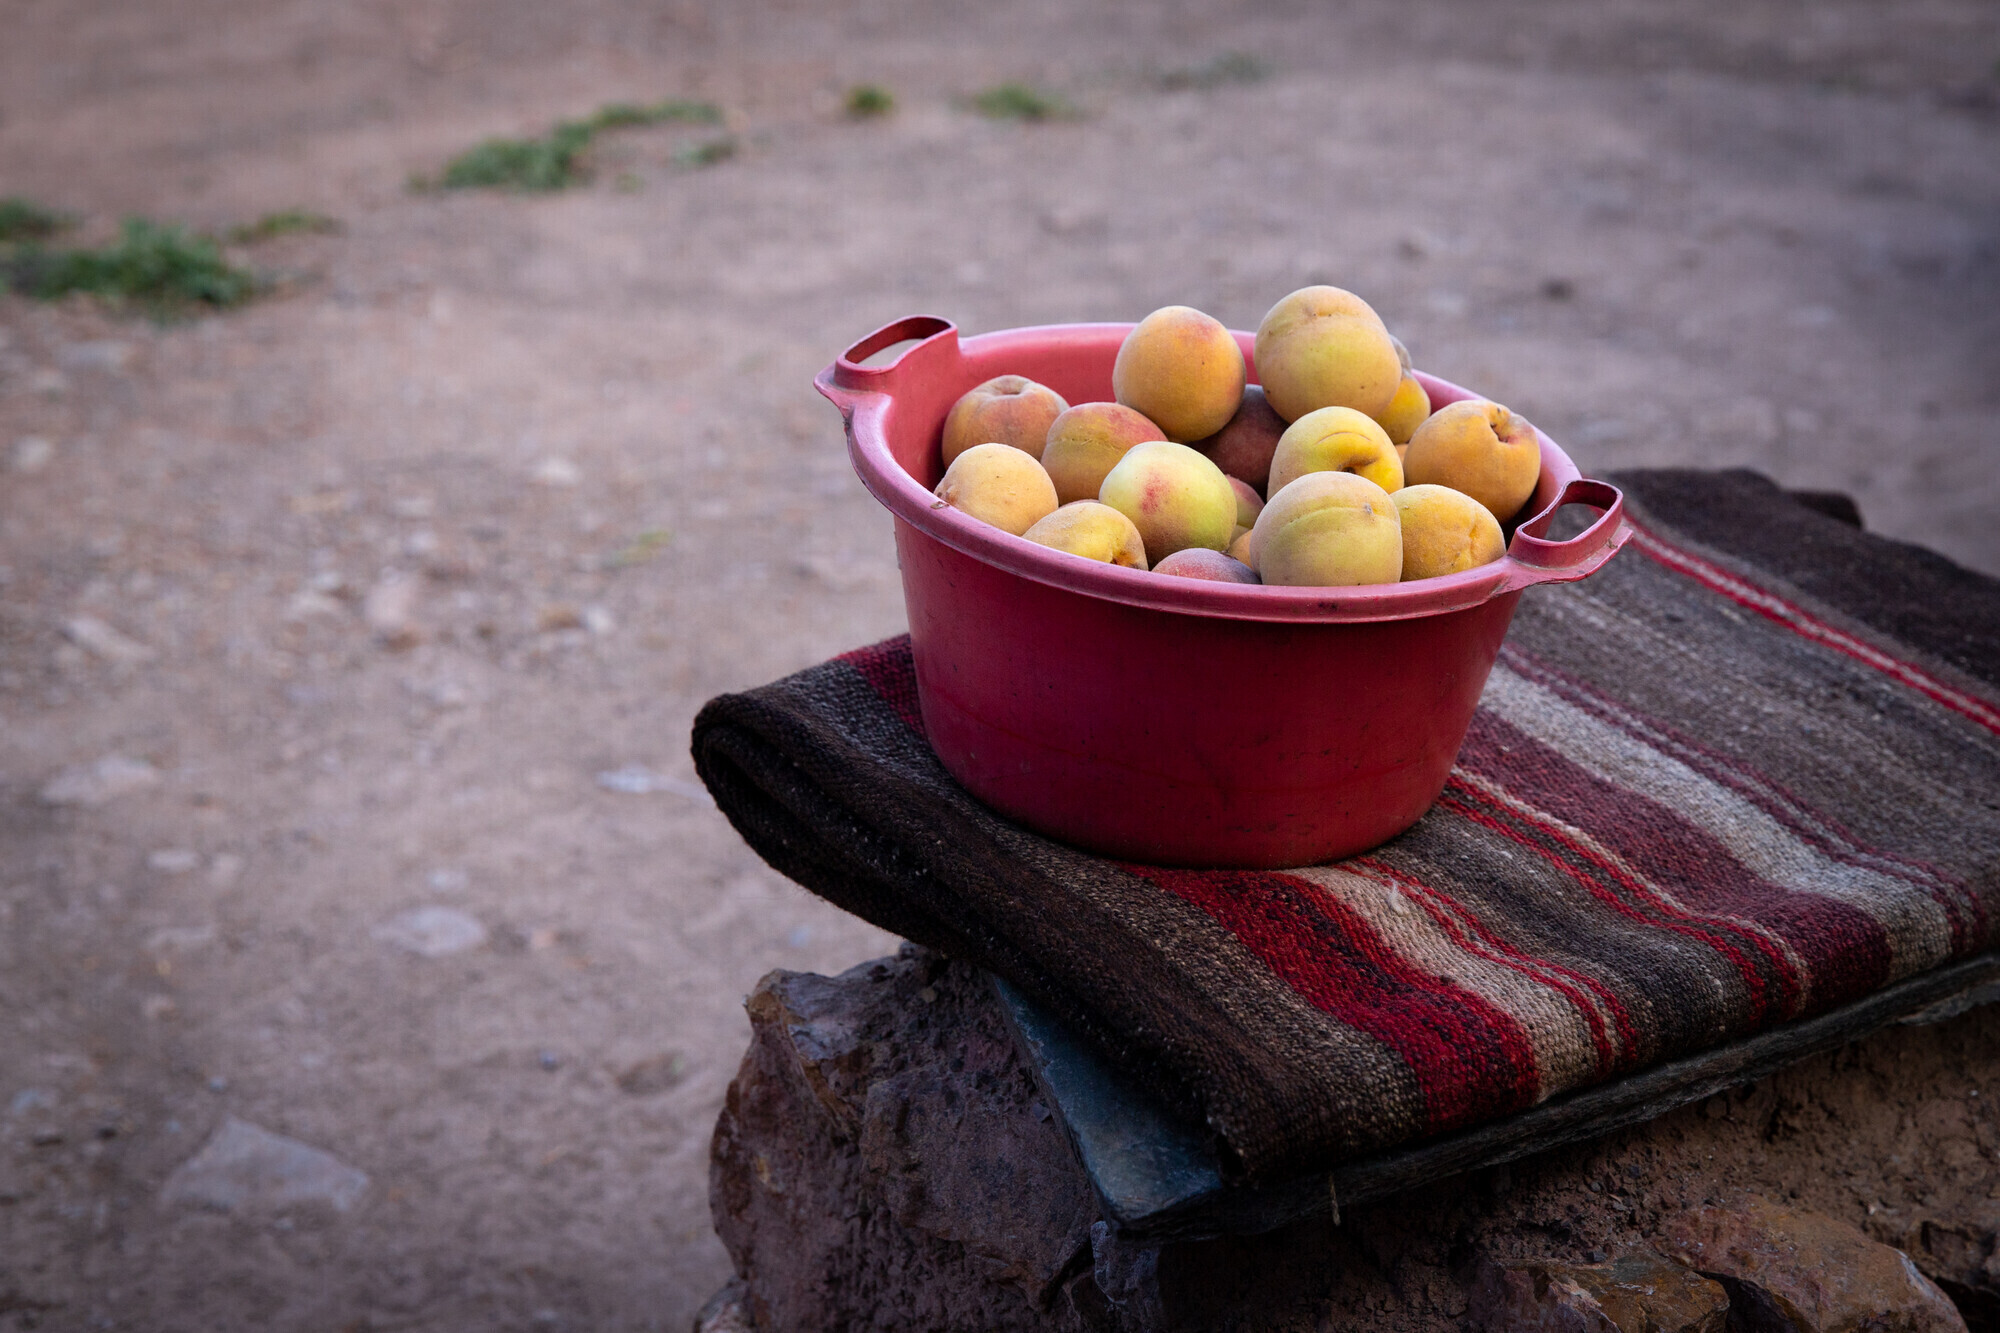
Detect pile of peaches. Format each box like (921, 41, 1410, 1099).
(932, 286, 1542, 587)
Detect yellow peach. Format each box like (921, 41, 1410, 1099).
(1191, 384, 1286, 496)
(1375, 373, 1431, 446)
(1227, 477, 1264, 529)
(1252, 286, 1402, 423)
(1227, 527, 1258, 569)
(1041, 402, 1167, 505)
(1251, 471, 1402, 588)
(1392, 484, 1506, 581)
(1266, 406, 1403, 498)
(1402, 399, 1542, 523)
(1097, 441, 1238, 565)
(940, 375, 1068, 466)
(933, 442, 1058, 536)
(1112, 306, 1246, 442)
(1153, 548, 1259, 583)
(1022, 501, 1149, 569)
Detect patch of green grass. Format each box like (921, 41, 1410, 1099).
(845, 84, 894, 118)
(226, 209, 341, 244)
(436, 118, 597, 191)
(586, 99, 721, 131)
(3, 217, 259, 313)
(0, 197, 73, 243)
(424, 98, 727, 192)
(1158, 51, 1271, 91)
(971, 83, 1077, 122)
(674, 136, 738, 167)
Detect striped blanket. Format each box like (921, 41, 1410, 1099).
(692, 470, 2000, 1184)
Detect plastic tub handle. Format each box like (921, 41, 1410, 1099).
(1507, 478, 1624, 570)
(831, 316, 958, 391)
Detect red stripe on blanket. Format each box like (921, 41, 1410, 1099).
(838, 635, 925, 735)
(1499, 644, 1985, 954)
(1456, 712, 1893, 1014)
(1347, 856, 1633, 1074)
(1134, 866, 1542, 1135)
(1437, 785, 1787, 1026)
(1629, 522, 2000, 737)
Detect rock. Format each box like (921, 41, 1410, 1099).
(63, 615, 157, 666)
(594, 764, 713, 803)
(283, 589, 346, 622)
(362, 573, 421, 647)
(371, 906, 487, 958)
(145, 924, 217, 954)
(1659, 1194, 1968, 1333)
(710, 948, 1101, 1331)
(40, 753, 161, 807)
(616, 1053, 686, 1096)
(55, 340, 132, 373)
(147, 848, 200, 874)
(533, 456, 580, 487)
(161, 1116, 369, 1214)
(10, 436, 53, 473)
(537, 603, 584, 633)
(1471, 1251, 1730, 1332)
(694, 1278, 756, 1333)
(1869, 1204, 2000, 1333)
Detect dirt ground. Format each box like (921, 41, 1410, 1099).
(0, 2, 1996, 1329)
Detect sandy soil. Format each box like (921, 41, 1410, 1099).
(0, 2, 1996, 1328)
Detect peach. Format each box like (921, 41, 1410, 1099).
(1376, 373, 1431, 446)
(1392, 484, 1505, 581)
(1227, 476, 1264, 530)
(1251, 471, 1402, 588)
(1154, 548, 1260, 583)
(1402, 399, 1542, 522)
(1266, 406, 1403, 497)
(1022, 501, 1148, 569)
(1191, 384, 1285, 496)
(940, 375, 1068, 466)
(1041, 402, 1167, 505)
(1227, 527, 1258, 569)
(1112, 306, 1246, 442)
(933, 442, 1058, 536)
(1097, 441, 1237, 565)
(1252, 286, 1402, 423)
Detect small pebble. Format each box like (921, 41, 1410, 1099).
(363, 573, 421, 646)
(147, 848, 200, 874)
(40, 754, 161, 807)
(594, 765, 713, 803)
(11, 436, 54, 473)
(160, 1116, 369, 1213)
(538, 1050, 561, 1071)
(372, 905, 487, 958)
(64, 616, 157, 666)
(533, 456, 581, 487)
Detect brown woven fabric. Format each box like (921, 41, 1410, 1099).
(692, 470, 2000, 1184)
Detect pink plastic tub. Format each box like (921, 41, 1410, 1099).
(817, 316, 1629, 868)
